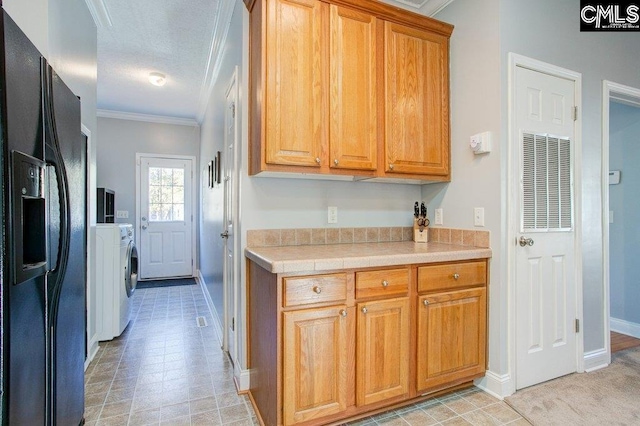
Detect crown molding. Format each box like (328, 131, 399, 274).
(196, 0, 236, 123)
(84, 0, 113, 28)
(97, 109, 199, 127)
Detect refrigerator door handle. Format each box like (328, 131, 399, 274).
(42, 62, 71, 283)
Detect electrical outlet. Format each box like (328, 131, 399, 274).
(434, 208, 443, 225)
(328, 206, 338, 224)
(116, 210, 129, 219)
(474, 207, 485, 227)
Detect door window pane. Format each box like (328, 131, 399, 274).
(149, 167, 185, 222)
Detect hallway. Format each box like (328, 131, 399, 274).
(84, 285, 257, 425)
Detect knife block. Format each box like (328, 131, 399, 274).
(413, 218, 429, 243)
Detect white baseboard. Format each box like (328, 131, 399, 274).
(610, 317, 640, 339)
(197, 271, 249, 390)
(234, 364, 251, 392)
(474, 370, 512, 399)
(197, 270, 224, 348)
(85, 337, 100, 371)
(583, 348, 610, 372)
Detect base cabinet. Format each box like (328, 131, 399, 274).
(356, 297, 410, 406)
(283, 306, 351, 425)
(248, 259, 488, 426)
(416, 288, 487, 392)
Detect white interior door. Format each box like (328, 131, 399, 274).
(222, 70, 239, 363)
(139, 155, 194, 279)
(515, 66, 578, 389)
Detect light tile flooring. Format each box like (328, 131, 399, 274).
(85, 285, 528, 426)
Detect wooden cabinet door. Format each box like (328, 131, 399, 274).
(356, 297, 410, 406)
(384, 21, 449, 176)
(329, 5, 377, 171)
(266, 0, 328, 167)
(416, 288, 486, 393)
(283, 306, 351, 425)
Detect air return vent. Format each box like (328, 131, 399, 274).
(196, 316, 208, 328)
(522, 132, 572, 231)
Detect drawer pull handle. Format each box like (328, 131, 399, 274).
(339, 309, 347, 317)
(453, 273, 460, 280)
(382, 280, 389, 287)
(361, 307, 368, 314)
(423, 299, 429, 306)
(313, 286, 322, 294)
(315, 157, 321, 164)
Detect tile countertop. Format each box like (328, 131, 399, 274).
(245, 241, 492, 274)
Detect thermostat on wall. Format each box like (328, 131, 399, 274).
(609, 170, 621, 185)
(470, 131, 492, 154)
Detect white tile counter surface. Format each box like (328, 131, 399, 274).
(245, 241, 492, 274)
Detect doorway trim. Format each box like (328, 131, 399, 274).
(507, 53, 583, 395)
(135, 153, 197, 279)
(601, 80, 640, 369)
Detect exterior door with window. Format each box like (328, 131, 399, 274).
(515, 66, 577, 389)
(139, 156, 194, 279)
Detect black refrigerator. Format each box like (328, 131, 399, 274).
(0, 10, 87, 426)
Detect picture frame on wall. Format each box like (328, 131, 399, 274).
(216, 151, 221, 184)
(208, 160, 214, 188)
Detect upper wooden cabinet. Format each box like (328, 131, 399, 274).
(384, 22, 450, 176)
(330, 5, 378, 171)
(265, 0, 327, 168)
(246, 0, 453, 181)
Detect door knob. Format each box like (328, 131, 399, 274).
(220, 231, 229, 239)
(141, 225, 147, 230)
(519, 236, 534, 247)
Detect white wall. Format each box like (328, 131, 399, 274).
(198, 0, 244, 331)
(499, 0, 640, 354)
(430, 0, 506, 378)
(3, 0, 49, 56)
(609, 102, 640, 325)
(96, 117, 200, 229)
(433, 0, 640, 392)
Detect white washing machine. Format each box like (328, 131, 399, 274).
(95, 224, 138, 341)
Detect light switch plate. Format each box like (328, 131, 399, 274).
(474, 207, 484, 227)
(116, 210, 129, 219)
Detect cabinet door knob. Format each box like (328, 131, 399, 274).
(382, 280, 389, 287)
(389, 163, 394, 170)
(453, 273, 460, 280)
(339, 309, 347, 317)
(315, 157, 321, 164)
(334, 159, 339, 165)
(423, 299, 429, 306)
(313, 286, 322, 294)
(361, 307, 368, 314)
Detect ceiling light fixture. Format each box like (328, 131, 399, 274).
(148, 72, 166, 87)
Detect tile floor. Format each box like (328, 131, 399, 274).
(84, 284, 529, 426)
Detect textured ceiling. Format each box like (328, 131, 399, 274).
(97, 0, 219, 120)
(94, 0, 454, 123)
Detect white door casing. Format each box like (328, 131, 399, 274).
(137, 154, 196, 279)
(222, 68, 240, 364)
(509, 55, 583, 391)
(602, 81, 640, 370)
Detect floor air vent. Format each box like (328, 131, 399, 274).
(196, 316, 208, 327)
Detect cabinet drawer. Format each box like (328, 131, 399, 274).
(356, 268, 408, 299)
(283, 273, 347, 307)
(418, 261, 486, 293)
